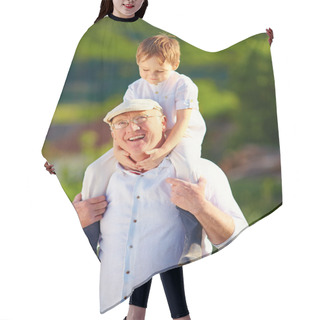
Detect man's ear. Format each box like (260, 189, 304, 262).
(111, 130, 115, 140)
(162, 115, 167, 132)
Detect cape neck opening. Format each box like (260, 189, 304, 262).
(108, 13, 139, 22)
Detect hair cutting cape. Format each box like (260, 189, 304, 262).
(42, 15, 282, 313)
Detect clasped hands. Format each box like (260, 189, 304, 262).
(115, 144, 168, 172)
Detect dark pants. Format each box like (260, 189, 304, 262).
(129, 266, 189, 319)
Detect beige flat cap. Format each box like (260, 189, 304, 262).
(104, 99, 163, 124)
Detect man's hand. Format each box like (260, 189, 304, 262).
(166, 177, 208, 215)
(72, 193, 107, 228)
(166, 176, 235, 245)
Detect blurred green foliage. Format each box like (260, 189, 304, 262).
(231, 176, 282, 225)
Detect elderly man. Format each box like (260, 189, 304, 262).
(74, 98, 248, 319)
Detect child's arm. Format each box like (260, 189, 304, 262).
(137, 108, 192, 171)
(113, 140, 139, 170)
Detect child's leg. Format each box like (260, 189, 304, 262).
(170, 137, 202, 183)
(160, 267, 190, 319)
(178, 208, 203, 264)
(81, 148, 117, 200)
(170, 139, 204, 264)
(81, 148, 117, 256)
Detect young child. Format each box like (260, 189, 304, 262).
(116, 34, 207, 178)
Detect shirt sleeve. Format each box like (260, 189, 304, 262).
(175, 76, 199, 110)
(123, 83, 136, 101)
(202, 159, 248, 249)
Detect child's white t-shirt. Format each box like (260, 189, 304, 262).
(123, 71, 206, 144)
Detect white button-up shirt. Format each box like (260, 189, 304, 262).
(98, 157, 248, 313)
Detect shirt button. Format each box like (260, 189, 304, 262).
(155, 91, 159, 94)
(133, 219, 137, 223)
(126, 271, 130, 274)
(124, 296, 128, 300)
(137, 195, 140, 199)
(129, 245, 133, 248)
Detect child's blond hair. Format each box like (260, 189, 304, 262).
(136, 35, 180, 67)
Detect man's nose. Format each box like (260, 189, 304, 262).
(126, 121, 141, 132)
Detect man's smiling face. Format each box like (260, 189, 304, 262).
(111, 109, 166, 161)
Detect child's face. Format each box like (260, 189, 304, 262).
(112, 0, 145, 18)
(138, 56, 178, 85)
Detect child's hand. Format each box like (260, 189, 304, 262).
(113, 144, 139, 170)
(137, 148, 167, 171)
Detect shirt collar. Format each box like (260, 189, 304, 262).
(108, 13, 139, 22)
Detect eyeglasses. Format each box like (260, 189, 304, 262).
(112, 114, 163, 130)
